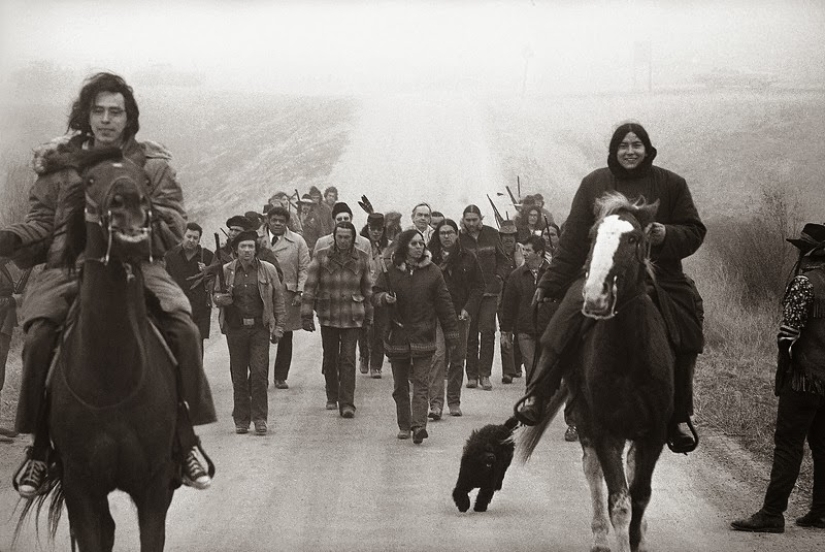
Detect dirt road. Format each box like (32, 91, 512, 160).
(0, 328, 820, 552)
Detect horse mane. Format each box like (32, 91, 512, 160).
(59, 148, 126, 268)
(593, 191, 650, 223)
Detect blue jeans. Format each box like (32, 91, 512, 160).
(466, 295, 497, 379)
(391, 355, 432, 431)
(429, 319, 469, 410)
(321, 326, 359, 411)
(227, 326, 270, 425)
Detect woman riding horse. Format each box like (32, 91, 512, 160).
(0, 72, 216, 497)
(515, 122, 705, 453)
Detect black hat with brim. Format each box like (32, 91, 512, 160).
(367, 212, 385, 228)
(787, 223, 825, 252)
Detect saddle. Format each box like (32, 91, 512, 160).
(649, 276, 704, 355)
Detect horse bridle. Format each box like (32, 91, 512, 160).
(83, 180, 155, 267)
(582, 223, 650, 320)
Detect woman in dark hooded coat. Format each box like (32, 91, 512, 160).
(516, 122, 706, 454)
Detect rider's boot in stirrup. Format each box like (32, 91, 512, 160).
(182, 446, 211, 489)
(514, 348, 561, 426)
(667, 354, 699, 454)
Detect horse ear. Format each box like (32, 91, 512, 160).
(636, 200, 660, 229)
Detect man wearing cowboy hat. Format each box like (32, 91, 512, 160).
(213, 230, 285, 435)
(732, 222, 825, 533)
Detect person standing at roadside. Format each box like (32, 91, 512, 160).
(261, 206, 310, 389)
(731, 223, 825, 533)
(459, 205, 510, 391)
(427, 219, 483, 419)
(302, 221, 373, 418)
(373, 229, 459, 444)
(165, 222, 214, 355)
(213, 230, 285, 435)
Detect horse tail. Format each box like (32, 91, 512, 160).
(13, 476, 66, 545)
(516, 381, 569, 463)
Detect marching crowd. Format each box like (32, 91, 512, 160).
(0, 71, 822, 533)
(172, 192, 563, 446)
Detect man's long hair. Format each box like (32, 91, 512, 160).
(68, 72, 140, 140)
(428, 219, 460, 264)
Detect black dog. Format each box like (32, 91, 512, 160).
(452, 417, 518, 512)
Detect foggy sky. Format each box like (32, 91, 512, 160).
(1, 0, 823, 97)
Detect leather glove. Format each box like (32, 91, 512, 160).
(302, 318, 316, 332)
(0, 231, 20, 257)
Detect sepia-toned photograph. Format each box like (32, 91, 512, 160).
(1, 1, 823, 550)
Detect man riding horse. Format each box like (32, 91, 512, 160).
(515, 122, 705, 453)
(0, 72, 217, 497)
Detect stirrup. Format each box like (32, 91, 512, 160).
(513, 394, 540, 427)
(667, 418, 699, 454)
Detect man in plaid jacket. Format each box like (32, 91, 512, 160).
(302, 221, 373, 419)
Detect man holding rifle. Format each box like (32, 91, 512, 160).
(165, 222, 214, 356)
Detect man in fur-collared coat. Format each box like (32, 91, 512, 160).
(0, 72, 215, 498)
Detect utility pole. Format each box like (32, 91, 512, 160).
(521, 44, 533, 98)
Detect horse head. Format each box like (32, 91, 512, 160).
(61, 148, 155, 269)
(582, 192, 659, 319)
(82, 149, 155, 265)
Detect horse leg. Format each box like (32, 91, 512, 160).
(594, 437, 632, 552)
(582, 442, 611, 552)
(63, 486, 114, 552)
(135, 476, 175, 552)
(627, 440, 663, 552)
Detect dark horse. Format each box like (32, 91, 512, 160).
(519, 193, 674, 552)
(19, 150, 179, 552)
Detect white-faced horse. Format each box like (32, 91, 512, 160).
(520, 192, 674, 552)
